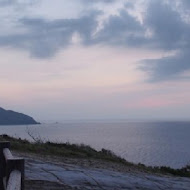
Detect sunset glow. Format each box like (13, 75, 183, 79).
(0, 0, 190, 121)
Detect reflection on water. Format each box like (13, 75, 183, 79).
(0, 121, 190, 168)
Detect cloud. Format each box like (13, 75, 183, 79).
(0, 0, 16, 6)
(0, 0, 190, 82)
(0, 0, 10, 6)
(0, 1, 143, 57)
(92, 0, 190, 82)
(139, 0, 190, 82)
(140, 50, 190, 82)
(94, 10, 146, 46)
(81, 0, 115, 3)
(0, 12, 99, 58)
(181, 0, 190, 7)
(144, 0, 188, 50)
(0, 0, 38, 7)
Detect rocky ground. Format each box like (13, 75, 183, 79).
(14, 152, 190, 190)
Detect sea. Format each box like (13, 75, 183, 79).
(0, 121, 189, 169)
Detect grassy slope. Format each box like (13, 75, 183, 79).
(0, 134, 189, 177)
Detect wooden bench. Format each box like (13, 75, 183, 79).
(0, 142, 24, 190)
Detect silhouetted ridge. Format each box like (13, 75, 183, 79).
(0, 107, 39, 125)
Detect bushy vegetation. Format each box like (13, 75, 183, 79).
(0, 134, 189, 177)
(137, 163, 190, 177)
(0, 134, 128, 163)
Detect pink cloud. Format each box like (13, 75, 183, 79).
(137, 98, 175, 108)
(127, 94, 189, 109)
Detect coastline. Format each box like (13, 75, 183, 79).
(1, 134, 190, 177)
(0, 134, 190, 189)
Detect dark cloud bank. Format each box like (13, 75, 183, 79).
(0, 0, 190, 82)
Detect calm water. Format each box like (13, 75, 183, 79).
(0, 121, 190, 168)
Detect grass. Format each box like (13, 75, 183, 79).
(0, 134, 128, 163)
(0, 134, 189, 177)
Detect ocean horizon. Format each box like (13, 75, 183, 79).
(0, 120, 190, 169)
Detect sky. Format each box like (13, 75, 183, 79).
(0, 0, 190, 121)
